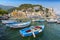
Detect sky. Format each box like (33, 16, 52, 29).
(0, 0, 60, 15)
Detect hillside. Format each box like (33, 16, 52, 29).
(0, 5, 15, 10)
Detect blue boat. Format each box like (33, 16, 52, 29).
(19, 25, 44, 37)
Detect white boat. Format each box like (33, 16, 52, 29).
(1, 20, 17, 24)
(46, 19, 57, 22)
(32, 19, 45, 22)
(6, 21, 31, 28)
(57, 18, 60, 23)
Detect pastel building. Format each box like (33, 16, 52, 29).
(10, 10, 27, 19)
(48, 8, 57, 18)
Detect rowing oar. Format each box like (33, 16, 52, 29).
(31, 29, 36, 38)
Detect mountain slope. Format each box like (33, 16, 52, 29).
(0, 5, 15, 10)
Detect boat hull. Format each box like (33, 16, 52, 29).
(2, 20, 17, 24)
(46, 19, 57, 23)
(57, 21, 60, 24)
(19, 25, 44, 37)
(6, 21, 31, 28)
(47, 21, 57, 23)
(32, 20, 45, 22)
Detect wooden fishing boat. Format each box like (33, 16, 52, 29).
(57, 18, 60, 24)
(1, 20, 17, 24)
(19, 25, 44, 37)
(46, 19, 57, 23)
(6, 21, 31, 28)
(32, 19, 45, 22)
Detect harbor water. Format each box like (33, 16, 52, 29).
(0, 21, 60, 40)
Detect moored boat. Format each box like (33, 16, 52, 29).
(19, 25, 44, 37)
(6, 21, 31, 28)
(57, 18, 60, 24)
(46, 19, 57, 23)
(32, 19, 45, 22)
(1, 20, 17, 24)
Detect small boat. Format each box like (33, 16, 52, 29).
(1, 20, 17, 24)
(0, 16, 9, 20)
(46, 19, 57, 23)
(57, 18, 60, 24)
(19, 25, 44, 37)
(6, 21, 31, 28)
(0, 16, 3, 20)
(32, 19, 45, 22)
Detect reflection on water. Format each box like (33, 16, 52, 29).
(43, 23, 60, 40)
(0, 21, 60, 40)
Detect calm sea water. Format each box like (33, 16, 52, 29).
(0, 21, 60, 40)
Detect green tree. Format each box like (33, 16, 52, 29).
(0, 9, 8, 15)
(8, 4, 43, 13)
(18, 4, 33, 10)
(45, 8, 49, 17)
(46, 8, 49, 13)
(8, 7, 17, 12)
